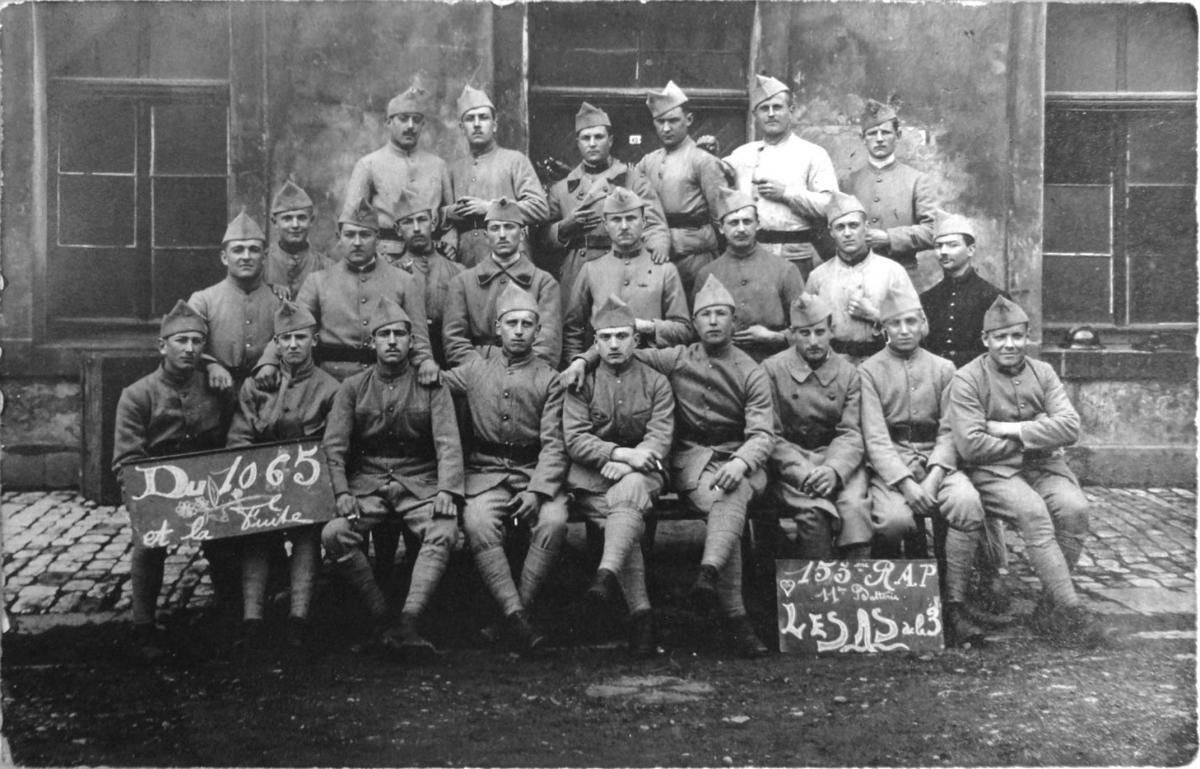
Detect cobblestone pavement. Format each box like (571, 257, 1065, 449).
(2, 487, 1195, 620)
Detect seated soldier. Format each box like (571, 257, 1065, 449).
(112, 301, 234, 661)
(440, 284, 569, 654)
(760, 294, 871, 560)
(563, 295, 675, 658)
(564, 275, 775, 658)
(948, 296, 1112, 647)
(321, 298, 464, 656)
(226, 301, 340, 650)
(858, 289, 990, 645)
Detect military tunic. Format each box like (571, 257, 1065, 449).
(343, 143, 455, 235)
(692, 245, 807, 362)
(442, 254, 562, 368)
(805, 251, 917, 350)
(562, 248, 693, 361)
(920, 268, 1008, 369)
(842, 159, 937, 273)
(447, 145, 549, 268)
(760, 349, 870, 548)
(264, 242, 333, 301)
(112, 367, 232, 474)
(541, 159, 670, 305)
(226, 358, 340, 447)
(188, 278, 281, 378)
(389, 251, 465, 366)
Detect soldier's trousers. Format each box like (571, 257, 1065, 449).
(684, 465, 766, 617)
(770, 465, 872, 557)
(573, 472, 662, 615)
(463, 482, 569, 617)
(322, 482, 460, 619)
(968, 467, 1089, 608)
(241, 525, 321, 621)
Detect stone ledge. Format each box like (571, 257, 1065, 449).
(1042, 348, 1196, 381)
(1066, 445, 1196, 487)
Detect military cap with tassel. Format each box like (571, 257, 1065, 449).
(646, 80, 688, 118)
(160, 299, 208, 339)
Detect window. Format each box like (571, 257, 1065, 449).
(1043, 4, 1197, 330)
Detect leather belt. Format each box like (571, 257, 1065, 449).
(677, 426, 744, 446)
(455, 215, 488, 233)
(360, 440, 435, 460)
(665, 212, 711, 228)
(567, 233, 612, 250)
(316, 344, 374, 364)
(378, 228, 401, 241)
(757, 229, 816, 245)
(889, 423, 939, 443)
(1023, 448, 1060, 461)
(784, 428, 836, 452)
(474, 440, 542, 464)
(831, 338, 885, 357)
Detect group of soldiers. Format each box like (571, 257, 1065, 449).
(112, 74, 1111, 663)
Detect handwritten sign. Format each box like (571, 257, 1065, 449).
(121, 440, 336, 548)
(776, 559, 944, 654)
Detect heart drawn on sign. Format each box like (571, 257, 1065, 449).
(779, 579, 797, 597)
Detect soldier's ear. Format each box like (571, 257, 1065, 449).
(157, 337, 167, 355)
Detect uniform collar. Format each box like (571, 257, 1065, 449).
(948, 266, 978, 286)
(282, 356, 317, 382)
(867, 155, 897, 170)
(373, 360, 410, 381)
(785, 348, 840, 386)
(477, 254, 535, 288)
(986, 354, 1028, 377)
(386, 141, 419, 158)
(223, 275, 266, 295)
(343, 255, 379, 274)
(157, 363, 198, 388)
(664, 135, 696, 156)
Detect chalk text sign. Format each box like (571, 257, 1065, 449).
(121, 440, 336, 548)
(776, 559, 944, 654)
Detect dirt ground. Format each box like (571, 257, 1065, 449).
(2, 537, 1197, 767)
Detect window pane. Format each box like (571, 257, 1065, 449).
(1127, 186, 1198, 323)
(49, 249, 148, 320)
(1045, 110, 1115, 184)
(154, 104, 227, 175)
(152, 249, 226, 316)
(154, 177, 226, 247)
(59, 101, 135, 173)
(1126, 4, 1198, 92)
(58, 176, 136, 246)
(1044, 185, 1112, 254)
(640, 3, 752, 88)
(1043, 255, 1112, 323)
(1045, 4, 1121, 92)
(529, 3, 639, 86)
(1128, 108, 1197, 184)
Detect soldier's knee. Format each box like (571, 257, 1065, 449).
(462, 501, 503, 547)
(422, 517, 460, 549)
(606, 473, 654, 511)
(321, 517, 360, 559)
(872, 503, 915, 543)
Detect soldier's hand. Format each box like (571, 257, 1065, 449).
(733, 324, 784, 346)
(254, 364, 281, 392)
(710, 457, 749, 492)
(900, 477, 937, 518)
(847, 295, 880, 323)
(802, 465, 839, 498)
(753, 178, 787, 202)
(505, 491, 542, 523)
(920, 466, 946, 500)
(612, 447, 659, 473)
(455, 196, 491, 218)
(865, 228, 890, 250)
(432, 491, 457, 519)
(417, 359, 441, 386)
(336, 493, 361, 519)
(207, 363, 234, 392)
(559, 359, 587, 391)
(634, 318, 656, 336)
(986, 420, 1021, 440)
(647, 247, 670, 265)
(600, 461, 633, 481)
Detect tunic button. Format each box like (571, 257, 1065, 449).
(873, 197, 880, 202)
(503, 391, 510, 398)
(827, 393, 836, 400)
(361, 297, 367, 303)
(502, 415, 510, 421)
(624, 280, 630, 286)
(792, 394, 799, 399)
(245, 320, 251, 325)
(1014, 379, 1021, 384)
(362, 320, 369, 326)
(283, 407, 291, 413)
(386, 406, 394, 413)
(741, 279, 748, 286)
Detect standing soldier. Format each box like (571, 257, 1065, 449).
(226, 302, 340, 650)
(694, 187, 807, 363)
(805, 192, 918, 364)
(265, 178, 332, 300)
(112, 301, 234, 660)
(442, 198, 562, 367)
(564, 275, 775, 658)
(342, 85, 456, 262)
(386, 187, 464, 367)
(541, 102, 670, 305)
(635, 80, 727, 295)
(440, 285, 569, 654)
(321, 298, 464, 655)
(858, 290, 991, 644)
(841, 98, 938, 290)
(564, 295, 675, 657)
(726, 75, 839, 280)
(562, 187, 692, 361)
(446, 85, 549, 268)
(948, 296, 1111, 646)
(761, 294, 870, 560)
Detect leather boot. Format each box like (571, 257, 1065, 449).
(724, 614, 768, 659)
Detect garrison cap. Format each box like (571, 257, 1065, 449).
(575, 101, 611, 133)
(825, 191, 866, 225)
(646, 80, 688, 118)
(878, 287, 923, 323)
(861, 98, 899, 131)
(789, 293, 833, 328)
(602, 186, 644, 216)
(495, 282, 540, 320)
(457, 84, 495, 118)
(715, 186, 757, 223)
(485, 197, 523, 225)
(271, 178, 314, 215)
(750, 74, 790, 108)
(339, 197, 381, 231)
(160, 300, 208, 339)
(273, 300, 318, 336)
(388, 85, 430, 118)
(982, 295, 1030, 333)
(222, 208, 266, 244)
(392, 187, 432, 222)
(369, 297, 412, 334)
(692, 274, 736, 316)
(592, 294, 637, 331)
(934, 213, 978, 242)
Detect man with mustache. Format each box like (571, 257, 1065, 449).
(112, 301, 235, 661)
(265, 178, 332, 300)
(725, 75, 839, 281)
(343, 85, 456, 262)
(541, 102, 669, 306)
(446, 85, 548, 268)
